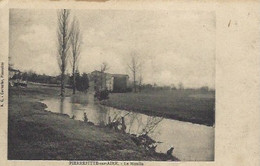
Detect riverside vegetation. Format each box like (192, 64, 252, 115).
(8, 84, 178, 160)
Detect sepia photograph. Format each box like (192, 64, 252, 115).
(8, 8, 215, 161)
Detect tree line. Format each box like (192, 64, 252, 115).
(11, 70, 89, 92)
(141, 83, 213, 92)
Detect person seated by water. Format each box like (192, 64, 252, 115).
(167, 146, 174, 156)
(83, 112, 88, 122)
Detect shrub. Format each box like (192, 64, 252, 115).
(95, 89, 109, 100)
(74, 72, 89, 92)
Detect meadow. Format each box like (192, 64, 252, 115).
(101, 89, 215, 126)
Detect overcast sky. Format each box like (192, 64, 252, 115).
(10, 9, 215, 88)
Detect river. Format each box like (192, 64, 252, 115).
(42, 93, 214, 161)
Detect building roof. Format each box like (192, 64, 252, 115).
(90, 70, 129, 78)
(111, 74, 129, 78)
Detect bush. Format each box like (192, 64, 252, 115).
(126, 87, 132, 92)
(74, 72, 89, 92)
(95, 89, 109, 100)
(199, 86, 209, 93)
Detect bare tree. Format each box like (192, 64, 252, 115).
(70, 17, 82, 94)
(57, 9, 71, 97)
(128, 54, 141, 93)
(178, 82, 184, 90)
(138, 65, 143, 92)
(141, 116, 164, 135)
(101, 62, 109, 73)
(100, 62, 109, 90)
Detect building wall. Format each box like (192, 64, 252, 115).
(106, 76, 113, 91)
(90, 71, 129, 92)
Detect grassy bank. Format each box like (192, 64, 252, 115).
(101, 90, 215, 126)
(8, 85, 177, 160)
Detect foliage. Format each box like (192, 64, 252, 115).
(94, 89, 109, 100)
(199, 86, 209, 92)
(74, 72, 89, 92)
(13, 71, 61, 85)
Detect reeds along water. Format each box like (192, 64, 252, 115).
(43, 95, 214, 161)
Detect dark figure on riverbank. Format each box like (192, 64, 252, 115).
(108, 116, 111, 124)
(107, 120, 120, 131)
(83, 113, 94, 125)
(121, 117, 126, 133)
(83, 113, 88, 122)
(166, 146, 174, 156)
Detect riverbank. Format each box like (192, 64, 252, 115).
(8, 85, 178, 160)
(101, 90, 215, 126)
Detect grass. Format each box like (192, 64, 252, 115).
(101, 90, 215, 126)
(8, 85, 177, 160)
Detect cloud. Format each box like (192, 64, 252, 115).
(12, 24, 58, 75)
(18, 24, 56, 52)
(10, 9, 215, 88)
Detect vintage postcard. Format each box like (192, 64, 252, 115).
(0, 1, 260, 166)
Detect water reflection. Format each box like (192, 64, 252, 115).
(60, 97, 64, 114)
(49, 96, 164, 136)
(42, 94, 214, 161)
